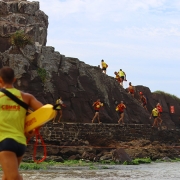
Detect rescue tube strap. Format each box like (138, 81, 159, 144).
(53, 104, 62, 110)
(0, 88, 28, 110)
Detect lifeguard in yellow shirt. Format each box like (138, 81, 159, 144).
(118, 69, 127, 86)
(0, 67, 43, 180)
(101, 59, 108, 74)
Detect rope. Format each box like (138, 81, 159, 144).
(26, 144, 180, 150)
(27, 128, 47, 163)
(33, 128, 47, 163)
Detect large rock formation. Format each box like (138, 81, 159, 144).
(0, 0, 48, 52)
(0, 0, 180, 129)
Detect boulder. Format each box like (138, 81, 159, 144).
(111, 148, 132, 163)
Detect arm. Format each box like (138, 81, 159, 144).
(22, 93, 43, 137)
(21, 92, 43, 110)
(28, 94, 43, 110)
(124, 72, 126, 80)
(149, 112, 152, 119)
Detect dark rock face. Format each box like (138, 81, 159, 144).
(0, 0, 180, 128)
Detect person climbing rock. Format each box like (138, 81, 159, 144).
(128, 82, 135, 97)
(116, 101, 126, 125)
(114, 71, 122, 85)
(139, 92, 148, 111)
(101, 59, 108, 74)
(92, 99, 103, 124)
(118, 69, 127, 86)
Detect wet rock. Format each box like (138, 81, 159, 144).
(82, 151, 96, 161)
(68, 154, 81, 160)
(45, 156, 64, 163)
(100, 153, 112, 161)
(111, 148, 132, 163)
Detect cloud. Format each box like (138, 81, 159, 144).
(37, 0, 180, 20)
(29, 0, 180, 96)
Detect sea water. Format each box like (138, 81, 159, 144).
(1, 162, 180, 180)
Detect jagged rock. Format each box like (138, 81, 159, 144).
(111, 148, 132, 163)
(100, 153, 112, 161)
(0, 0, 48, 53)
(68, 154, 81, 160)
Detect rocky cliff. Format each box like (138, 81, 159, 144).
(0, 0, 180, 129)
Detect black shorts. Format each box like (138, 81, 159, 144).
(119, 111, 124, 115)
(0, 138, 26, 157)
(95, 110, 99, 113)
(120, 76, 124, 80)
(143, 102, 147, 107)
(153, 116, 158, 119)
(102, 67, 106, 70)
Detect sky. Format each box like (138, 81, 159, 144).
(35, 0, 180, 97)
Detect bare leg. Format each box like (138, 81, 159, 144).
(53, 111, 58, 123)
(92, 112, 99, 123)
(152, 118, 157, 127)
(157, 117, 162, 126)
(118, 113, 124, 124)
(0, 151, 23, 180)
(97, 114, 102, 124)
(58, 110, 62, 122)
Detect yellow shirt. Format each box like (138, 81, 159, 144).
(56, 99, 63, 110)
(119, 70, 125, 77)
(152, 108, 159, 116)
(101, 62, 107, 68)
(0, 88, 27, 145)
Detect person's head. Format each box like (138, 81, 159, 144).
(114, 71, 117, 75)
(101, 59, 104, 62)
(156, 103, 160, 106)
(120, 69, 122, 71)
(0, 67, 15, 87)
(121, 101, 123, 104)
(97, 99, 100, 102)
(129, 82, 132, 86)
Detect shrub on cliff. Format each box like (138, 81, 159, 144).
(10, 30, 33, 49)
(154, 90, 180, 101)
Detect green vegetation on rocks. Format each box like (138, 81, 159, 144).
(1, 158, 178, 171)
(10, 30, 33, 49)
(37, 68, 47, 83)
(153, 90, 180, 101)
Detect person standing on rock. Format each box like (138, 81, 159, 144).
(118, 69, 127, 87)
(116, 101, 126, 124)
(128, 82, 135, 97)
(92, 99, 103, 124)
(149, 107, 161, 128)
(156, 103, 163, 126)
(53, 97, 66, 124)
(101, 59, 108, 74)
(0, 66, 43, 180)
(139, 92, 148, 111)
